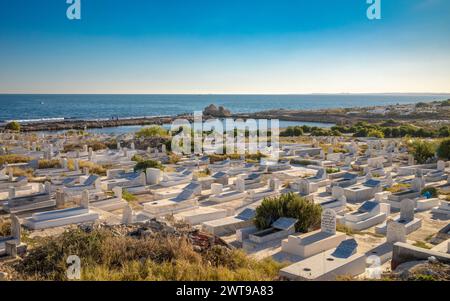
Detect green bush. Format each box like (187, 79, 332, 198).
(134, 159, 164, 172)
(411, 140, 436, 164)
(437, 138, 450, 160)
(135, 126, 169, 138)
(5, 121, 20, 131)
(367, 129, 385, 138)
(254, 193, 322, 233)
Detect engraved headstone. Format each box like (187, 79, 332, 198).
(331, 239, 358, 258)
(321, 209, 336, 235)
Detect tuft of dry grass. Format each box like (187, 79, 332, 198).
(12, 227, 284, 281)
(0, 154, 31, 165)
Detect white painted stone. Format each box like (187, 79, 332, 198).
(321, 209, 336, 235)
(235, 177, 245, 193)
(400, 199, 415, 222)
(113, 186, 123, 199)
(386, 221, 406, 243)
(146, 168, 161, 185)
(81, 190, 89, 209)
(437, 160, 446, 171)
(211, 183, 223, 195)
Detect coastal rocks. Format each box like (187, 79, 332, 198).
(203, 104, 231, 117)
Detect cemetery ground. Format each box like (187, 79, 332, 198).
(1, 119, 450, 281)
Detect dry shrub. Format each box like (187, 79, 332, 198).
(0, 154, 31, 165)
(14, 227, 283, 281)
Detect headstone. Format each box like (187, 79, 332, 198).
(408, 155, 415, 166)
(73, 159, 79, 171)
(386, 220, 407, 243)
(321, 209, 336, 235)
(81, 190, 89, 209)
(44, 181, 51, 194)
(83, 167, 90, 176)
(11, 214, 21, 241)
(331, 186, 345, 200)
(8, 167, 13, 181)
(83, 145, 88, 153)
(161, 144, 166, 153)
(117, 141, 121, 150)
(62, 158, 68, 170)
(88, 147, 93, 160)
(122, 204, 133, 225)
(130, 142, 135, 150)
(56, 190, 65, 208)
(437, 160, 446, 171)
(211, 183, 223, 195)
(269, 178, 280, 191)
(113, 187, 123, 199)
(8, 187, 16, 199)
(235, 177, 245, 193)
(400, 199, 415, 222)
(146, 168, 161, 185)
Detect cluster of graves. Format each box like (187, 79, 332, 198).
(0, 131, 449, 280)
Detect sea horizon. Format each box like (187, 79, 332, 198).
(2, 93, 449, 123)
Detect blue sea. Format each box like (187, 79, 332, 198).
(1, 94, 449, 122)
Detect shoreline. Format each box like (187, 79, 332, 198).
(1, 99, 449, 132)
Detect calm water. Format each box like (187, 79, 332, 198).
(1, 94, 449, 122)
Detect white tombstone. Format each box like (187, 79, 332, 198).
(122, 204, 133, 225)
(81, 190, 89, 209)
(8, 187, 16, 199)
(62, 158, 68, 170)
(146, 168, 161, 185)
(408, 155, 415, 166)
(83, 145, 88, 153)
(83, 167, 90, 176)
(73, 159, 80, 171)
(321, 209, 336, 235)
(411, 176, 425, 192)
(56, 190, 66, 208)
(161, 144, 166, 153)
(117, 141, 121, 150)
(11, 214, 21, 241)
(38, 183, 45, 193)
(400, 199, 415, 222)
(139, 172, 147, 186)
(113, 187, 123, 200)
(437, 160, 446, 171)
(130, 142, 135, 150)
(8, 167, 13, 181)
(44, 181, 51, 194)
(88, 147, 93, 160)
(269, 178, 281, 191)
(386, 220, 407, 243)
(235, 177, 245, 193)
(331, 186, 345, 200)
(211, 183, 223, 195)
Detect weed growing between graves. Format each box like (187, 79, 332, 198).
(38, 159, 61, 169)
(412, 241, 432, 249)
(63, 140, 108, 152)
(0, 218, 11, 237)
(122, 190, 137, 202)
(11, 227, 284, 281)
(0, 154, 31, 165)
(254, 193, 322, 233)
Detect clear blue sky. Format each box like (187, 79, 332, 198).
(1, 0, 449, 94)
